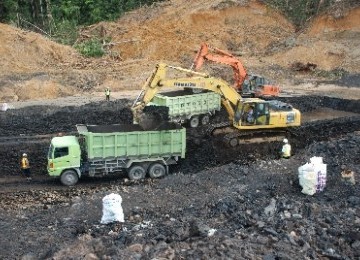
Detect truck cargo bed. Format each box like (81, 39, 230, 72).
(76, 123, 186, 160)
(148, 90, 221, 120)
(79, 122, 182, 133)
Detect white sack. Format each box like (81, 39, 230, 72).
(298, 164, 317, 195)
(310, 156, 323, 165)
(315, 163, 327, 192)
(298, 157, 327, 195)
(1, 103, 8, 112)
(100, 193, 124, 224)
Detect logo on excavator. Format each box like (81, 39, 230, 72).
(174, 82, 197, 87)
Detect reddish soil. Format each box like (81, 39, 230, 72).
(0, 1, 359, 102)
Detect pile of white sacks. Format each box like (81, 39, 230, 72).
(298, 157, 327, 195)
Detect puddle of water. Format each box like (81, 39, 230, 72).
(302, 107, 359, 123)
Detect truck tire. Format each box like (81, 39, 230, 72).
(60, 170, 79, 186)
(148, 163, 166, 178)
(229, 137, 238, 147)
(201, 114, 210, 125)
(128, 165, 146, 180)
(189, 116, 199, 128)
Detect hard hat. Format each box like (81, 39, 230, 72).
(283, 138, 288, 143)
(23, 153, 27, 157)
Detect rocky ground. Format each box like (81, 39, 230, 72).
(0, 0, 359, 259)
(0, 93, 359, 260)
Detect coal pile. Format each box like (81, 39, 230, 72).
(0, 95, 359, 259)
(0, 100, 133, 136)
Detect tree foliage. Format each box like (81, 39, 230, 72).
(0, 0, 164, 45)
(74, 38, 105, 57)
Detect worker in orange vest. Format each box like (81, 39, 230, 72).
(21, 153, 31, 181)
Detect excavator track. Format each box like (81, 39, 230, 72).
(205, 120, 288, 147)
(222, 129, 287, 147)
(207, 115, 360, 148)
(209, 124, 287, 147)
(205, 121, 231, 136)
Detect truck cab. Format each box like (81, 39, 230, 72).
(47, 136, 81, 180)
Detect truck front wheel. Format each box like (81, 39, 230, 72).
(128, 165, 146, 180)
(148, 163, 166, 178)
(60, 170, 79, 186)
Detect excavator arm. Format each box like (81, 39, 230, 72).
(132, 63, 300, 147)
(191, 43, 247, 91)
(132, 63, 243, 123)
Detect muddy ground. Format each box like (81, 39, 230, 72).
(0, 94, 359, 260)
(0, 1, 359, 259)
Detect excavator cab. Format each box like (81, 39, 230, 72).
(233, 99, 300, 130)
(234, 100, 270, 127)
(243, 75, 280, 98)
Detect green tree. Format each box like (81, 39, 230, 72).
(0, 0, 165, 46)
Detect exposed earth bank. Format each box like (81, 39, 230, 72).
(0, 0, 359, 102)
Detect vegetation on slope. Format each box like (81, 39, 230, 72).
(0, 0, 165, 46)
(264, 0, 360, 29)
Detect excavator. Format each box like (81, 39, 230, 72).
(132, 63, 300, 147)
(191, 42, 280, 98)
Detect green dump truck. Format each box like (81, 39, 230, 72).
(47, 123, 186, 186)
(148, 90, 221, 127)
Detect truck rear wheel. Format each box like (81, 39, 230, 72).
(201, 114, 210, 125)
(60, 170, 79, 186)
(189, 116, 199, 128)
(128, 165, 146, 180)
(148, 163, 166, 178)
(229, 137, 239, 147)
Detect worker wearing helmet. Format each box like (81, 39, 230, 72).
(105, 87, 111, 101)
(281, 139, 291, 159)
(21, 153, 31, 181)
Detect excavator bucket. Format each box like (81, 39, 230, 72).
(138, 105, 170, 131)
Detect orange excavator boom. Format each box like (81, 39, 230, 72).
(191, 43, 247, 91)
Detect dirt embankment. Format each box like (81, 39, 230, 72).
(0, 0, 359, 103)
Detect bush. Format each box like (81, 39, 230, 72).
(75, 39, 105, 57)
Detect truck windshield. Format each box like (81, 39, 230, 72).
(54, 147, 69, 158)
(48, 144, 54, 159)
